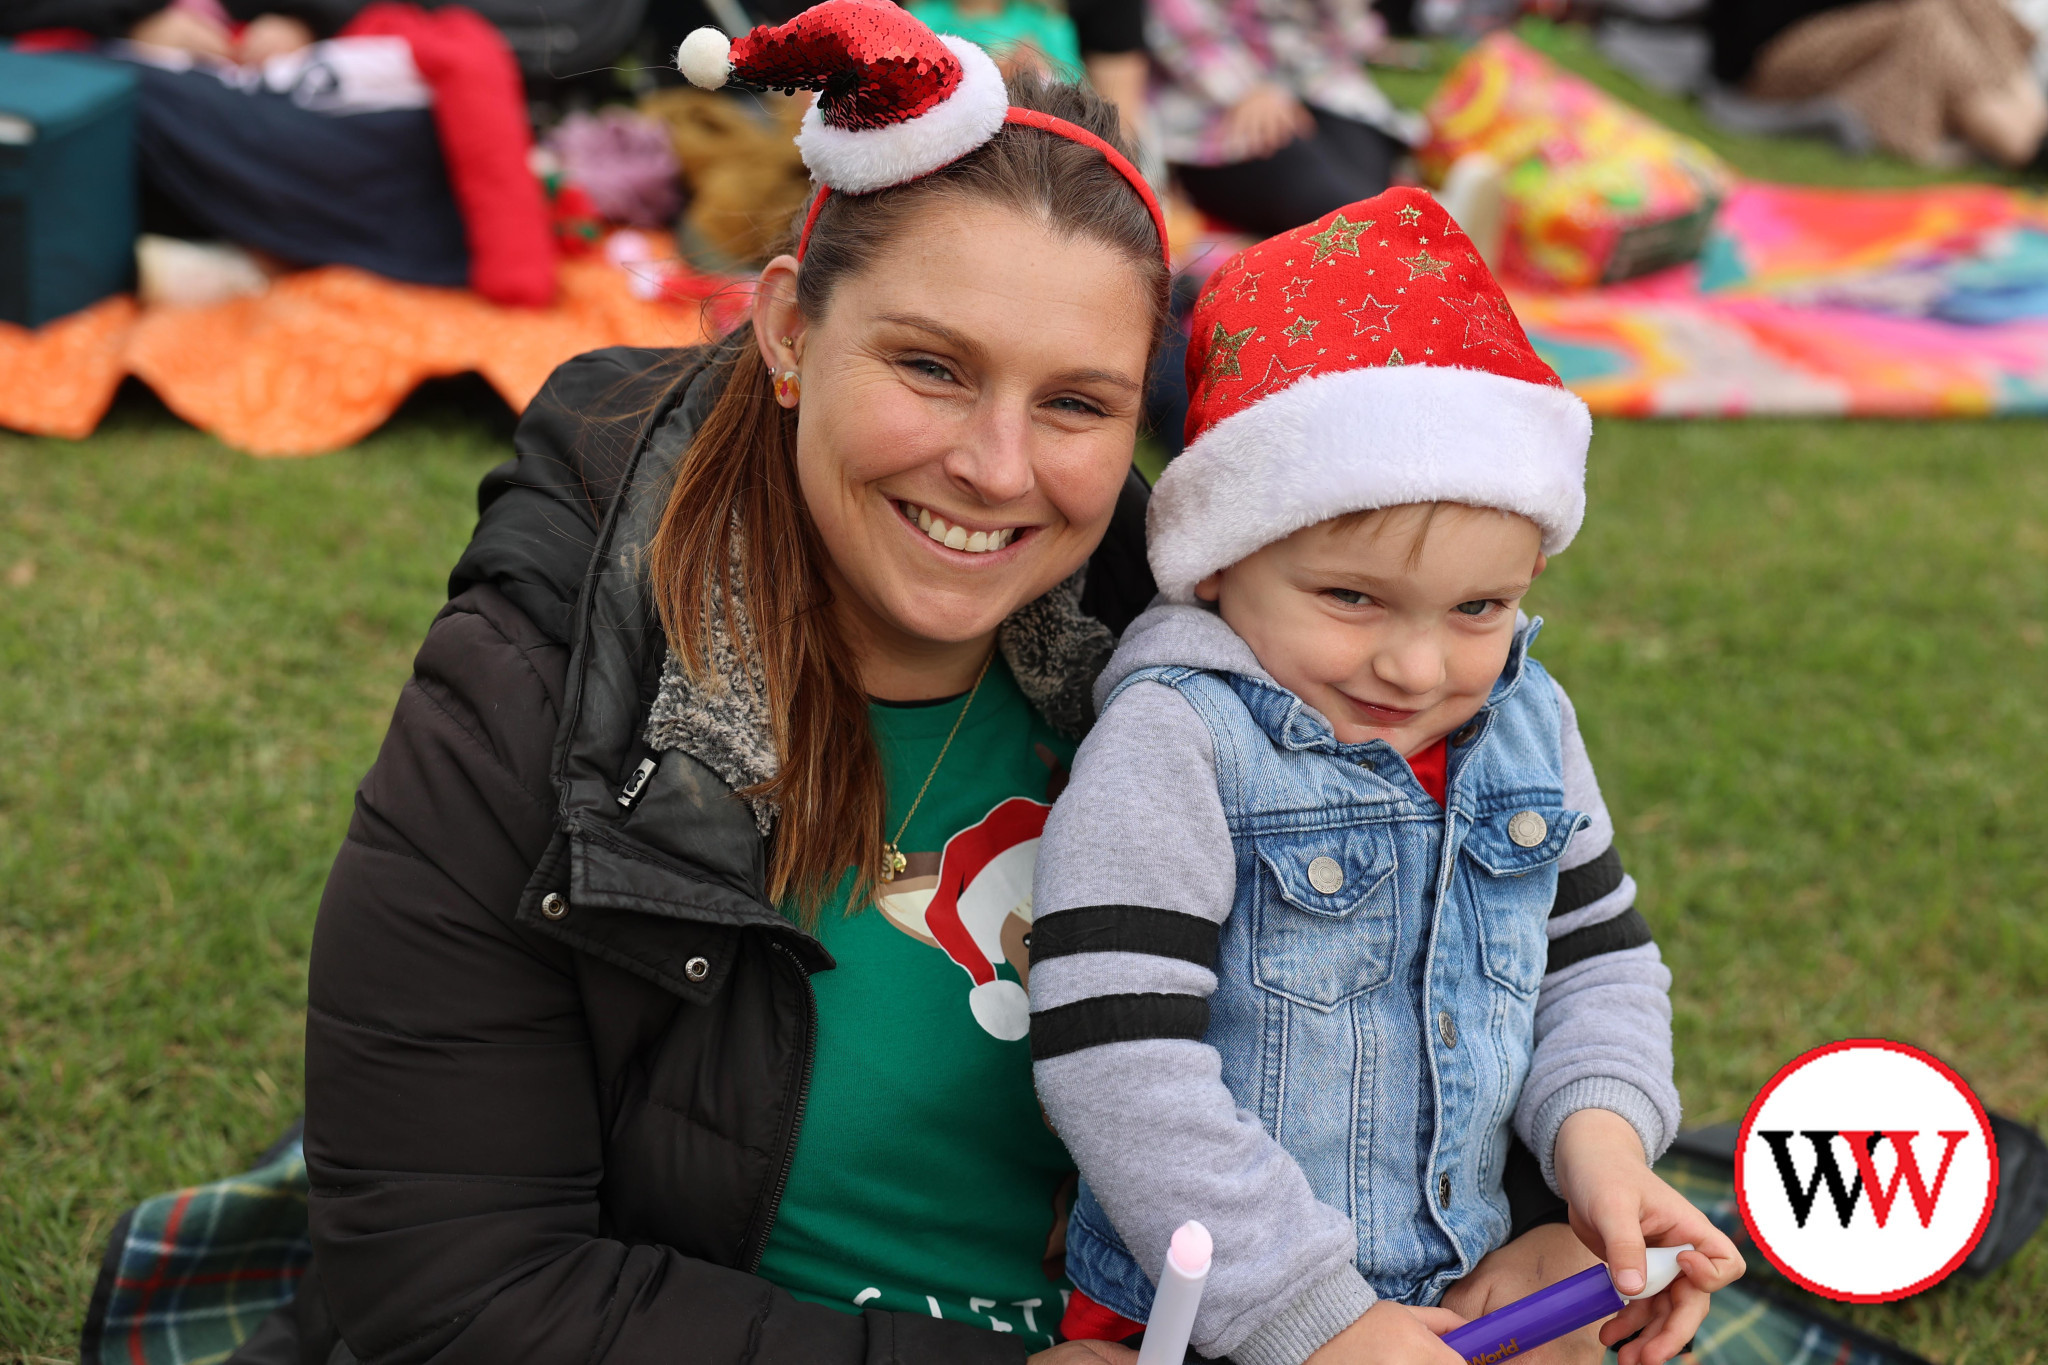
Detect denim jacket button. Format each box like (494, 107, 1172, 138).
(1437, 1010, 1458, 1048)
(1438, 1174, 1453, 1208)
(1508, 811, 1548, 847)
(1306, 856, 1345, 895)
(1454, 723, 1479, 746)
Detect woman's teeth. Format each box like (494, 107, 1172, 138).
(901, 503, 1018, 554)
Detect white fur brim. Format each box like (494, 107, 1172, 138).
(797, 36, 1007, 194)
(1148, 366, 1592, 602)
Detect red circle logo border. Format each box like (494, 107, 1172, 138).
(1734, 1038, 2000, 1304)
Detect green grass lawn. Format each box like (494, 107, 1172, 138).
(6, 396, 2045, 1362)
(0, 394, 509, 1361)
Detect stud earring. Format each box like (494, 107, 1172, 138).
(779, 335, 794, 347)
(774, 369, 801, 405)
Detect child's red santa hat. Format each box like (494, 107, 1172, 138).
(1149, 187, 1591, 602)
(676, 0, 1166, 257)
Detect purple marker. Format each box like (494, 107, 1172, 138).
(1440, 1245, 1691, 1365)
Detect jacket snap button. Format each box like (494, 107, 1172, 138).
(1454, 724, 1479, 746)
(1306, 856, 1344, 895)
(1507, 811, 1548, 847)
(684, 956, 711, 983)
(1438, 1174, 1452, 1208)
(541, 892, 568, 920)
(1438, 1011, 1457, 1048)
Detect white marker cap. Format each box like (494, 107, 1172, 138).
(1620, 1245, 1693, 1303)
(1167, 1220, 1213, 1278)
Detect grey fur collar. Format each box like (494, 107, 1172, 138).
(643, 563, 1115, 833)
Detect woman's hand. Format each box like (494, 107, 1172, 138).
(1303, 1299, 1465, 1364)
(1552, 1109, 1747, 1365)
(1220, 83, 1314, 161)
(1030, 1342, 1137, 1364)
(236, 13, 316, 63)
(128, 5, 233, 58)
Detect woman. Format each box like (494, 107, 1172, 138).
(1145, 0, 1422, 237)
(280, 26, 1599, 1365)
(288, 67, 1167, 1365)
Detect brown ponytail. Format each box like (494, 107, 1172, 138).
(647, 74, 1169, 923)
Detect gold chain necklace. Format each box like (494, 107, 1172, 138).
(880, 648, 995, 883)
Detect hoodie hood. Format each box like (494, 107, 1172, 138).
(1092, 600, 1275, 715)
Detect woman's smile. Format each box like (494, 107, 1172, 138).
(895, 499, 1033, 557)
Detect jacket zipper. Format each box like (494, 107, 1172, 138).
(746, 939, 817, 1273)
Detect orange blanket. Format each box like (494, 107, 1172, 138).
(0, 259, 721, 456)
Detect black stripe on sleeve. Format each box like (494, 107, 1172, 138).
(1551, 845, 1624, 918)
(1030, 993, 1210, 1061)
(1028, 905, 1221, 968)
(1545, 908, 1654, 975)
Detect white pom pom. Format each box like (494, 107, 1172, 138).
(675, 27, 732, 89)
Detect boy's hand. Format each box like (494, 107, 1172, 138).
(1441, 1222, 1603, 1362)
(1552, 1109, 1747, 1365)
(1304, 1299, 1466, 1364)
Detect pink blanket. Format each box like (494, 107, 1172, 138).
(1512, 181, 2048, 417)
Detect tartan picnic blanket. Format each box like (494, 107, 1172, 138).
(79, 1122, 1943, 1365)
(80, 1124, 311, 1365)
(1653, 1147, 1935, 1365)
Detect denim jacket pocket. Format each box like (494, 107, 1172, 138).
(1460, 803, 1584, 996)
(1250, 825, 1399, 1010)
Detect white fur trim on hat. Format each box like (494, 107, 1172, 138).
(1148, 365, 1592, 602)
(796, 36, 1007, 194)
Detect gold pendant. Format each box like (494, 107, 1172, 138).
(880, 843, 908, 883)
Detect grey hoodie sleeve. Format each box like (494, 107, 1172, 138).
(1030, 681, 1374, 1365)
(1512, 680, 1682, 1191)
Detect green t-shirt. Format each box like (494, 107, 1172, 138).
(905, 0, 1084, 80)
(754, 658, 1078, 1350)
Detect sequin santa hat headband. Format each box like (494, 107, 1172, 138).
(675, 0, 1167, 262)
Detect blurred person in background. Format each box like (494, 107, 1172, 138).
(2, 0, 346, 62)
(906, 0, 1088, 79)
(1072, 0, 1151, 140)
(905, 0, 1156, 159)
(1147, 0, 1422, 235)
(1708, 0, 2047, 167)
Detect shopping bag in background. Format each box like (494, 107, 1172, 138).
(1420, 32, 1729, 289)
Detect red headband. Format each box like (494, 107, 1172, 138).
(797, 107, 1171, 265)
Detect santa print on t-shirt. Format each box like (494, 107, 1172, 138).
(877, 796, 1047, 1040)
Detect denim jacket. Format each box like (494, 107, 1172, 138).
(1070, 618, 1582, 1310)
(1029, 604, 1674, 1365)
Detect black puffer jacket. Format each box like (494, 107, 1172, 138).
(287, 344, 1157, 1365)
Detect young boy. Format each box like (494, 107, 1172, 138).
(1029, 187, 1741, 1365)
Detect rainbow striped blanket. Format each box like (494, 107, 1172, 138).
(1514, 181, 2048, 417)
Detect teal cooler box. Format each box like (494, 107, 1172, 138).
(0, 48, 137, 326)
